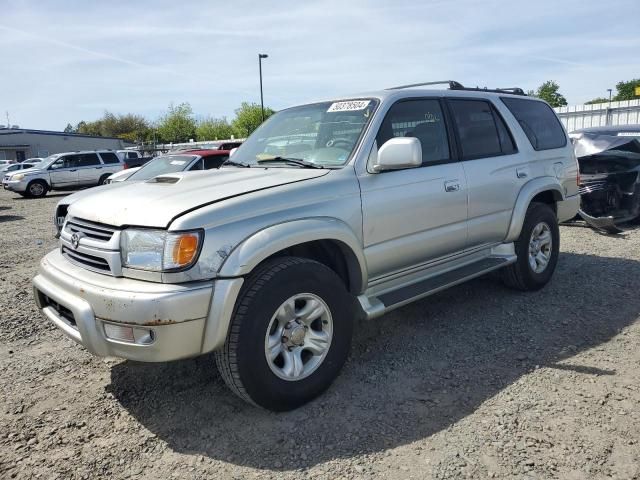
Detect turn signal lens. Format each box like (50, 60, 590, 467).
(174, 234, 198, 265)
(164, 232, 201, 269)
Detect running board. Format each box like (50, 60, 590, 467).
(359, 255, 516, 319)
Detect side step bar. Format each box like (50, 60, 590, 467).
(359, 256, 516, 319)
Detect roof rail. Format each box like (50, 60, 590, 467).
(387, 80, 465, 90)
(386, 81, 526, 96)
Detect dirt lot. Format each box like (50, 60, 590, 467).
(1, 187, 639, 480)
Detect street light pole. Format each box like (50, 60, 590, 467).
(258, 53, 268, 122)
(607, 88, 612, 105)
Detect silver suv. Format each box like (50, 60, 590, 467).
(3, 150, 123, 198)
(33, 82, 579, 410)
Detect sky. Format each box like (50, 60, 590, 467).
(0, 0, 638, 130)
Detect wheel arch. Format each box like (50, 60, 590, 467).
(505, 177, 564, 242)
(218, 218, 367, 295)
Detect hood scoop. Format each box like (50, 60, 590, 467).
(148, 175, 181, 184)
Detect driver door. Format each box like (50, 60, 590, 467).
(48, 154, 79, 187)
(358, 98, 468, 280)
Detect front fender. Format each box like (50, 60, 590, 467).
(218, 217, 368, 293)
(505, 177, 564, 242)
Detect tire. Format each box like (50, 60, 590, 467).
(215, 256, 355, 411)
(502, 202, 560, 291)
(26, 180, 48, 198)
(98, 174, 110, 186)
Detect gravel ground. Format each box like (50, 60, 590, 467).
(1, 188, 639, 480)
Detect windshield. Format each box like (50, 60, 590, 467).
(39, 154, 63, 169)
(128, 155, 196, 181)
(231, 99, 378, 168)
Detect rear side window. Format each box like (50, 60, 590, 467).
(501, 97, 567, 150)
(100, 152, 120, 164)
(77, 153, 101, 167)
(448, 100, 508, 159)
(127, 152, 138, 159)
(376, 99, 450, 166)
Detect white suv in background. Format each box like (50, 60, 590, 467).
(3, 150, 123, 198)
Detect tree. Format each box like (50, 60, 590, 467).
(63, 123, 75, 133)
(231, 102, 275, 138)
(533, 81, 567, 107)
(584, 97, 609, 105)
(156, 103, 197, 143)
(196, 117, 234, 141)
(613, 79, 640, 101)
(74, 111, 151, 141)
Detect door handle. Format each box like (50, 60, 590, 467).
(516, 168, 528, 178)
(96, 166, 102, 169)
(69, 169, 77, 172)
(444, 180, 460, 192)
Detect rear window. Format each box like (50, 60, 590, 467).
(100, 152, 120, 164)
(501, 97, 567, 151)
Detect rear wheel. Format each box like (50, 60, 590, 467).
(98, 174, 110, 185)
(215, 257, 354, 411)
(502, 202, 559, 291)
(26, 180, 48, 198)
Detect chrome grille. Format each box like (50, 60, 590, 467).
(65, 217, 118, 242)
(62, 246, 111, 273)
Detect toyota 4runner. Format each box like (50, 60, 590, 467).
(33, 81, 579, 410)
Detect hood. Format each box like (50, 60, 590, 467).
(5, 166, 43, 177)
(68, 167, 330, 228)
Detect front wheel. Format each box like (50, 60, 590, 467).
(26, 180, 48, 198)
(215, 257, 354, 411)
(502, 202, 560, 291)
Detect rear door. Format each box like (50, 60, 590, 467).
(446, 98, 523, 247)
(76, 153, 102, 185)
(359, 98, 468, 280)
(48, 155, 79, 187)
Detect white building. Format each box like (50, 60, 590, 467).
(0, 127, 132, 161)
(555, 99, 640, 132)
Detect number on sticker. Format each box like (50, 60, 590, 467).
(327, 100, 371, 112)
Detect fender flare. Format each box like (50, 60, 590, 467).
(218, 217, 368, 293)
(505, 177, 564, 242)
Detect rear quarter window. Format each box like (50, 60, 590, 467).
(100, 152, 120, 164)
(501, 97, 567, 151)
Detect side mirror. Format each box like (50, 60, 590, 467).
(371, 137, 422, 172)
(229, 147, 238, 157)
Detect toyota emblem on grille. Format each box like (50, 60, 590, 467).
(71, 232, 83, 249)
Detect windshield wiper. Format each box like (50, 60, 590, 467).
(256, 157, 324, 169)
(221, 159, 251, 168)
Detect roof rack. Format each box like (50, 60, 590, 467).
(387, 80, 465, 90)
(386, 80, 526, 96)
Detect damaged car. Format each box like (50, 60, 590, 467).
(570, 125, 640, 233)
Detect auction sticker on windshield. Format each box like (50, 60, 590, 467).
(327, 100, 370, 112)
(170, 160, 187, 165)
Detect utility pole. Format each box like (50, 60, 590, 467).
(258, 53, 269, 122)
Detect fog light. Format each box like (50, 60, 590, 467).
(104, 323, 135, 343)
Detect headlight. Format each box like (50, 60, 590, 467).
(120, 229, 202, 271)
(13, 174, 25, 181)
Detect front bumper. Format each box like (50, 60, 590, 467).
(3, 178, 27, 192)
(33, 249, 242, 362)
